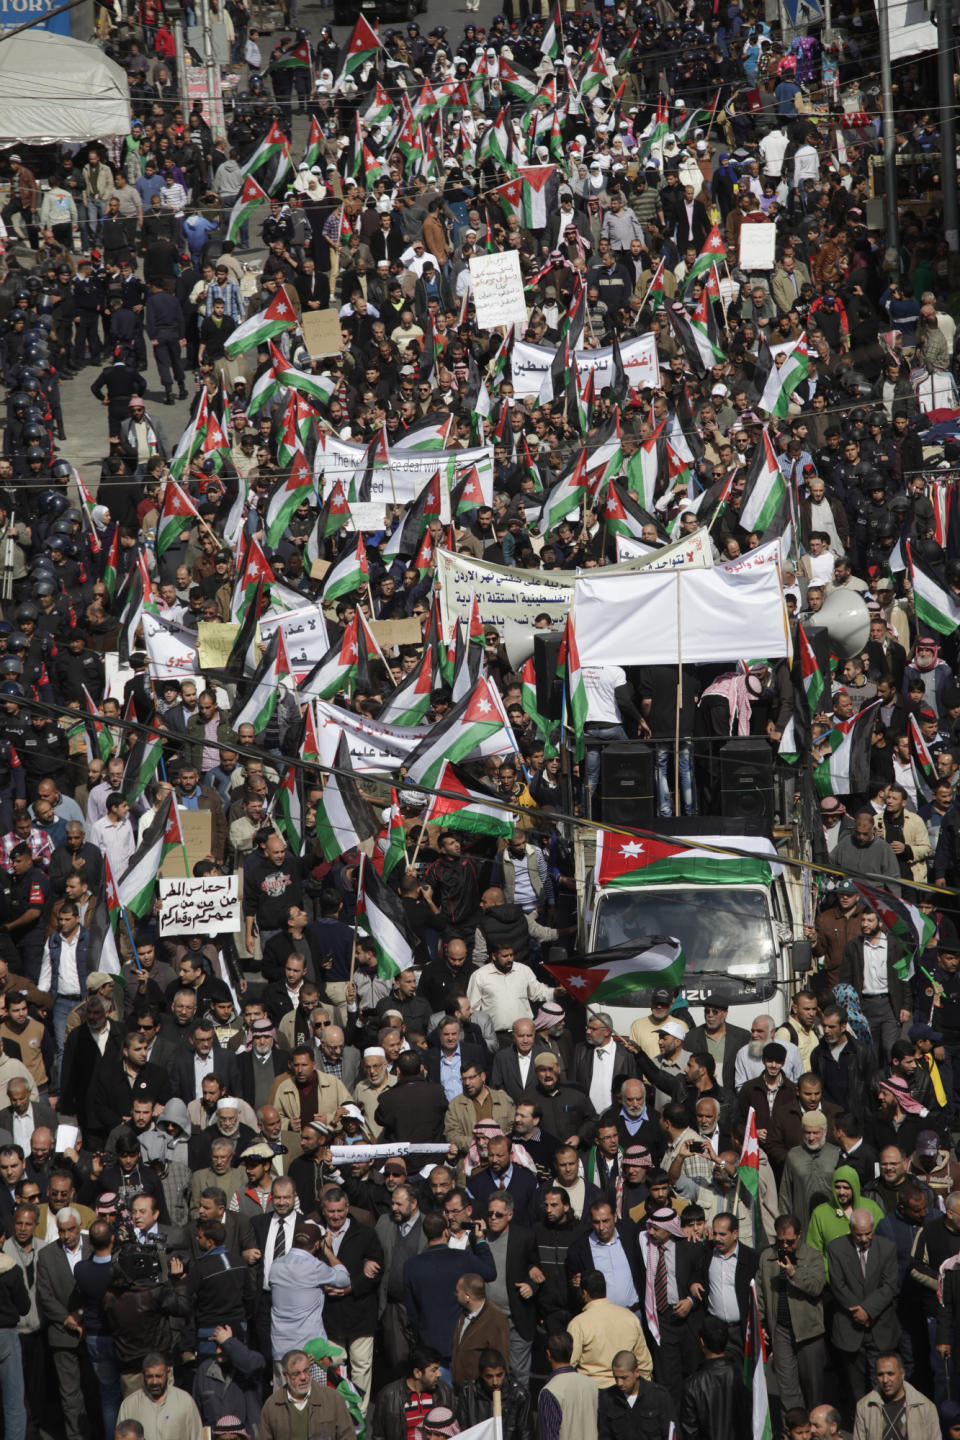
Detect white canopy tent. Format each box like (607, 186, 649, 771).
(0, 30, 130, 147)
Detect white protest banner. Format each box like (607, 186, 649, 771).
(157, 874, 241, 935)
(469, 250, 528, 330)
(314, 700, 429, 773)
(576, 334, 660, 393)
(738, 223, 777, 270)
(717, 538, 783, 573)
(315, 437, 492, 516)
(142, 610, 200, 680)
(511, 339, 553, 399)
(259, 604, 330, 679)
(329, 1142, 451, 1165)
(573, 564, 791, 667)
(620, 528, 714, 572)
(349, 502, 390, 532)
(616, 535, 656, 561)
(438, 547, 575, 639)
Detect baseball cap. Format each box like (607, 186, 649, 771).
(650, 988, 674, 1007)
(915, 1129, 940, 1157)
(656, 1020, 687, 1041)
(909, 1023, 943, 1044)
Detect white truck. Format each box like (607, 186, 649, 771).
(571, 819, 813, 1036)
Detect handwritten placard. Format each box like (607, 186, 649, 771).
(158, 874, 241, 935)
(469, 251, 528, 330)
(738, 223, 777, 270)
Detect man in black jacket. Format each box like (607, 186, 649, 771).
(838, 910, 912, 1066)
(243, 833, 303, 955)
(182, 1219, 257, 1341)
(599, 1350, 674, 1440)
(457, 1349, 533, 1440)
(85, 1030, 171, 1148)
(679, 1315, 747, 1440)
(319, 1186, 383, 1414)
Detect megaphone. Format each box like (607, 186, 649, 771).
(816, 588, 872, 661)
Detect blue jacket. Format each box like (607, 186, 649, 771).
(403, 1242, 496, 1359)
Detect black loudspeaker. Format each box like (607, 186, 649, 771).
(720, 738, 775, 827)
(600, 742, 656, 825)
(533, 632, 564, 720)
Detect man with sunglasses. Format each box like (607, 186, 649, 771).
(684, 997, 751, 1091)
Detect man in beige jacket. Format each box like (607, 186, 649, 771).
(268, 1048, 351, 1133)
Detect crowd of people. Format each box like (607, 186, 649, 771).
(0, 1, 960, 1440)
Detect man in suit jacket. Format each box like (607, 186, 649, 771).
(314, 1025, 361, 1093)
(169, 1020, 241, 1103)
(37, 1209, 91, 1440)
(319, 1186, 384, 1411)
(827, 1210, 900, 1402)
(704, 1214, 757, 1348)
(0, 1086, 57, 1144)
(684, 1003, 751, 1091)
(235, 1022, 289, 1111)
(838, 911, 912, 1066)
(635, 1209, 707, 1405)
(566, 1200, 644, 1310)
(451, 1273, 511, 1388)
(186, 1184, 256, 1260)
(57, 1004, 124, 1131)
(572, 1013, 637, 1116)
(490, 1020, 555, 1103)
(84, 1030, 171, 1147)
(403, 1213, 497, 1362)
(445, 1065, 515, 1159)
(467, 1134, 538, 1227)
(478, 1196, 541, 1384)
(673, 186, 710, 250)
(374, 1184, 428, 1369)
(423, 1018, 488, 1094)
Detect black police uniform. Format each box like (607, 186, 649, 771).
(144, 288, 186, 394)
(72, 270, 103, 366)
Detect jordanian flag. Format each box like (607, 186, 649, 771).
(851, 878, 937, 975)
(227, 174, 268, 244)
(557, 613, 587, 763)
(451, 466, 486, 516)
(230, 629, 293, 736)
(377, 789, 407, 882)
(265, 452, 314, 547)
(225, 576, 264, 679)
(424, 761, 515, 839)
(689, 287, 726, 366)
(241, 119, 289, 182)
(384, 470, 444, 560)
(303, 115, 325, 169)
(625, 420, 665, 510)
(340, 13, 382, 78)
(520, 657, 558, 757)
(323, 531, 369, 604)
(740, 429, 789, 541)
(377, 645, 434, 727)
(232, 535, 274, 625)
(299, 609, 383, 703)
(117, 795, 182, 917)
(405, 677, 507, 788)
(356, 853, 415, 978)
(757, 333, 809, 419)
(546, 936, 686, 1003)
(271, 36, 310, 70)
(362, 81, 392, 126)
(605, 480, 662, 542)
(684, 223, 726, 290)
(814, 701, 879, 799)
(907, 540, 960, 636)
(643, 258, 667, 315)
(315, 733, 377, 862)
(121, 727, 163, 805)
(668, 299, 721, 376)
(637, 94, 668, 161)
(596, 829, 780, 888)
(780, 620, 826, 760)
(224, 290, 297, 359)
(744, 1281, 774, 1440)
(156, 479, 200, 558)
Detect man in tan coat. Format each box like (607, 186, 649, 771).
(268, 1048, 351, 1133)
(444, 1061, 515, 1157)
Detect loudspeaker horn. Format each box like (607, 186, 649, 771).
(816, 589, 871, 661)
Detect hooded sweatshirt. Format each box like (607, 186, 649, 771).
(805, 1164, 884, 1273)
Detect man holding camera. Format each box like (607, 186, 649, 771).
(756, 1212, 827, 1413)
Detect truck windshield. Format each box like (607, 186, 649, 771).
(593, 886, 777, 979)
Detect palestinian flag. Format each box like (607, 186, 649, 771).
(814, 701, 880, 799)
(519, 165, 558, 231)
(121, 727, 163, 805)
(907, 540, 960, 637)
(315, 733, 378, 862)
(75, 473, 102, 557)
(757, 333, 809, 419)
(546, 937, 686, 1003)
(684, 224, 727, 290)
(156, 479, 200, 558)
(909, 711, 938, 803)
(271, 765, 303, 856)
(227, 174, 269, 244)
(377, 645, 434, 727)
(393, 413, 455, 452)
(102, 525, 119, 604)
(241, 119, 289, 182)
(519, 657, 558, 750)
(340, 13, 382, 78)
(265, 452, 314, 548)
(851, 878, 937, 975)
(578, 45, 608, 99)
(223, 290, 297, 359)
(117, 795, 180, 917)
(499, 55, 538, 103)
(541, 0, 562, 57)
(779, 620, 826, 760)
(537, 451, 589, 535)
(378, 789, 407, 882)
(424, 761, 515, 838)
(229, 629, 292, 736)
(405, 677, 508, 788)
(323, 532, 369, 604)
(82, 685, 112, 764)
(744, 1282, 774, 1440)
(740, 429, 789, 541)
(232, 535, 274, 625)
(355, 854, 415, 978)
(668, 299, 721, 376)
(225, 575, 264, 679)
(557, 613, 587, 763)
(596, 829, 780, 888)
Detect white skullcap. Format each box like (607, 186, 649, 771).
(216, 1096, 239, 1111)
(364, 1047, 386, 1058)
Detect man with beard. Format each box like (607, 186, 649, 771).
(834, 810, 901, 892)
(188, 1097, 256, 1172)
(374, 1183, 427, 1370)
(117, 1353, 203, 1438)
(778, 1112, 841, 1230)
